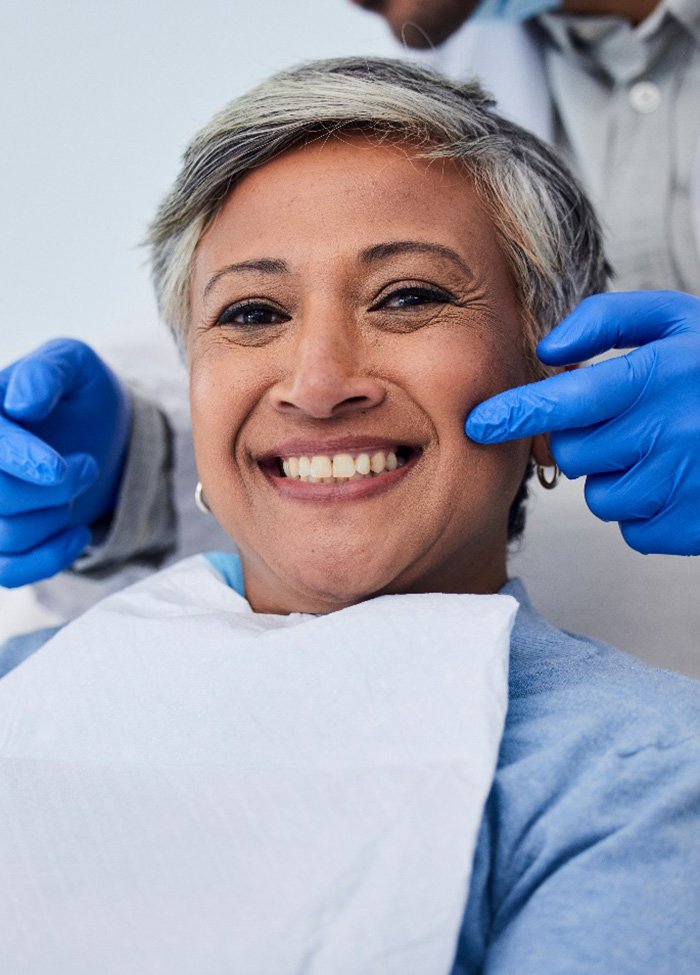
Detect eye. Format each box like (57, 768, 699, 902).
(216, 301, 290, 327)
(373, 285, 453, 310)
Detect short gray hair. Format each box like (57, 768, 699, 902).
(147, 56, 608, 368)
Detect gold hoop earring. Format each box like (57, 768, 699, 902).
(194, 481, 211, 514)
(536, 464, 560, 490)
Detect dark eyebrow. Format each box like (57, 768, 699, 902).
(359, 240, 473, 278)
(203, 258, 289, 300)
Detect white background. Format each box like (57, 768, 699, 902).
(1, 0, 396, 363)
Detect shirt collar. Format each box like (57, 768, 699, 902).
(537, 0, 700, 83)
(670, 0, 700, 43)
(207, 553, 581, 669)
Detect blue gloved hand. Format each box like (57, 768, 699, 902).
(0, 339, 132, 587)
(466, 291, 700, 555)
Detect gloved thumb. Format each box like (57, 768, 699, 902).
(3, 354, 66, 422)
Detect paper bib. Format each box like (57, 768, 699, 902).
(0, 555, 516, 974)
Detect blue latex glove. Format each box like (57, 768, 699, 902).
(466, 291, 700, 555)
(0, 339, 132, 587)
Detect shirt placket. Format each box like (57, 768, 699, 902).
(541, 11, 699, 294)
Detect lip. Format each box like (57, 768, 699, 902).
(259, 444, 422, 503)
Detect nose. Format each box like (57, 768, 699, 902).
(269, 316, 386, 419)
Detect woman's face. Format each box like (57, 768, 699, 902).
(189, 136, 547, 614)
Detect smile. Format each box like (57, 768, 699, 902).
(279, 446, 411, 483)
(257, 441, 420, 500)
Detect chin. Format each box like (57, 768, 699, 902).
(384, 1, 474, 48)
(290, 558, 399, 611)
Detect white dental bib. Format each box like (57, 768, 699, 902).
(0, 555, 516, 975)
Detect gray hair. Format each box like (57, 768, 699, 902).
(147, 56, 608, 369)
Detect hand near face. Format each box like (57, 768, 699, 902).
(466, 291, 700, 555)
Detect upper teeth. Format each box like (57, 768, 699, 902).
(280, 449, 402, 482)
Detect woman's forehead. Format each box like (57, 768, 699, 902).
(219, 136, 480, 223)
(193, 137, 505, 281)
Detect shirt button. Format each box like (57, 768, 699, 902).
(571, 23, 605, 42)
(629, 81, 661, 113)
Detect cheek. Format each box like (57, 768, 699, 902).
(188, 348, 254, 477)
(397, 323, 527, 426)
(396, 326, 531, 514)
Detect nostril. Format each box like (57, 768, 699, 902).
(336, 395, 374, 410)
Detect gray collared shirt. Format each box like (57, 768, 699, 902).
(536, 0, 700, 293)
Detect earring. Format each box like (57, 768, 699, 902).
(194, 481, 211, 514)
(536, 464, 560, 490)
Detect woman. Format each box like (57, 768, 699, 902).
(1, 58, 698, 974)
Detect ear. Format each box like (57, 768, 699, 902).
(531, 433, 554, 468)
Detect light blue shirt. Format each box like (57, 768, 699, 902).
(2, 553, 699, 973)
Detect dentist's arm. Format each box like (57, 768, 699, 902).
(466, 291, 700, 555)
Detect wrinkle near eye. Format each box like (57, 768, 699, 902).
(370, 302, 466, 334)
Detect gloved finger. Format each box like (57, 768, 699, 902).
(620, 503, 700, 556)
(0, 453, 98, 516)
(0, 505, 76, 554)
(537, 291, 700, 366)
(466, 344, 655, 444)
(549, 418, 650, 479)
(2, 355, 66, 421)
(583, 461, 678, 523)
(3, 339, 100, 422)
(0, 412, 67, 484)
(0, 524, 92, 588)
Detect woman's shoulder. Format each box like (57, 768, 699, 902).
(466, 587, 700, 975)
(503, 579, 700, 764)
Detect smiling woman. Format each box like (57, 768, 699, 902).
(187, 136, 548, 613)
(147, 56, 605, 615)
(1, 57, 699, 975)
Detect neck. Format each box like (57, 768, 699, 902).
(240, 549, 509, 617)
(560, 0, 660, 23)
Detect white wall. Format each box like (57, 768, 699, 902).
(0, 0, 397, 364)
